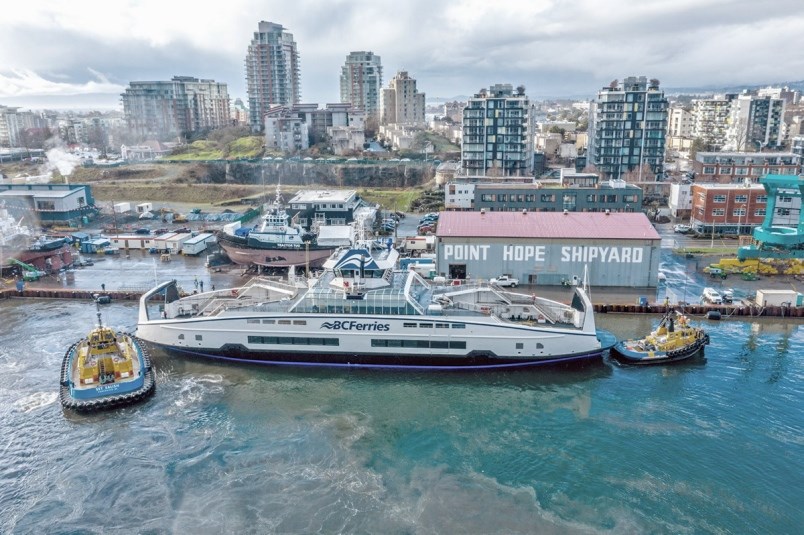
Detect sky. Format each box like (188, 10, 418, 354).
(1, 0, 803, 110)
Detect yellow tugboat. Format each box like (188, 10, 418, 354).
(611, 310, 710, 365)
(60, 300, 155, 412)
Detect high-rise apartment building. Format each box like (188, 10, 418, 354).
(380, 71, 425, 126)
(340, 51, 382, 119)
(461, 84, 533, 177)
(587, 76, 668, 181)
(0, 105, 20, 147)
(725, 94, 785, 151)
(121, 76, 231, 141)
(692, 95, 736, 150)
(245, 21, 301, 131)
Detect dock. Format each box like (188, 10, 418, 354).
(2, 286, 801, 318)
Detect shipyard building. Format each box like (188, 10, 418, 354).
(434, 211, 661, 287)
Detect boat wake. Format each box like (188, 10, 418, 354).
(15, 392, 59, 413)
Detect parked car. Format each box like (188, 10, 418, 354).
(702, 287, 723, 304)
(490, 275, 519, 288)
(674, 224, 692, 234)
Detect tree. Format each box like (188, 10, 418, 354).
(689, 137, 707, 161)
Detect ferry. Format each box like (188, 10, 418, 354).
(61, 300, 156, 411)
(136, 246, 612, 370)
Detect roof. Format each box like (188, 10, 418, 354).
(289, 190, 357, 203)
(436, 211, 661, 240)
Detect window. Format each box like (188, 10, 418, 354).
(703, 166, 715, 174)
(516, 343, 524, 349)
(262, 319, 275, 324)
(713, 195, 726, 203)
(451, 324, 466, 329)
(712, 208, 725, 216)
(195, 335, 203, 341)
(540, 194, 555, 202)
(735, 194, 748, 203)
(756, 195, 767, 203)
(249, 336, 339, 346)
(247, 319, 260, 324)
(733, 208, 746, 217)
(754, 209, 766, 216)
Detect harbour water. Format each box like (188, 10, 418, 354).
(0, 299, 801, 533)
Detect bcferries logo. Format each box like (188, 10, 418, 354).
(321, 321, 390, 332)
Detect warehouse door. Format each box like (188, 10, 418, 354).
(448, 264, 466, 280)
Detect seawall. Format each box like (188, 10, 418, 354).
(2, 287, 802, 318)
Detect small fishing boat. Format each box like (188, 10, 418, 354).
(60, 300, 156, 412)
(611, 310, 709, 365)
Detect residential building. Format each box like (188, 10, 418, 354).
(689, 182, 771, 236)
(587, 76, 668, 181)
(461, 84, 533, 177)
(264, 106, 309, 153)
(757, 85, 801, 106)
(245, 21, 301, 131)
(380, 71, 425, 126)
(263, 103, 365, 150)
(0, 105, 20, 148)
(121, 76, 231, 141)
(692, 151, 801, 183)
(443, 101, 465, 123)
(339, 51, 382, 119)
(691, 94, 736, 150)
(667, 106, 693, 138)
(328, 126, 365, 155)
(725, 94, 785, 151)
(231, 98, 249, 126)
(668, 182, 693, 219)
(792, 136, 804, 157)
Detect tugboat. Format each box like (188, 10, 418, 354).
(60, 299, 156, 412)
(611, 310, 710, 365)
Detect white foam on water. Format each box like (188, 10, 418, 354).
(14, 392, 59, 413)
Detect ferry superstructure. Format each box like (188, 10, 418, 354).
(137, 247, 607, 370)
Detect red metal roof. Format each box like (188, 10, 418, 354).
(436, 211, 661, 240)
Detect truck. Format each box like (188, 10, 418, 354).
(490, 275, 519, 288)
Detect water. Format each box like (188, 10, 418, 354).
(0, 300, 801, 534)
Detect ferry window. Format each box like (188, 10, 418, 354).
(371, 340, 386, 347)
(452, 324, 466, 329)
(431, 341, 449, 349)
(516, 343, 524, 349)
(195, 335, 202, 341)
(293, 320, 307, 325)
(449, 341, 466, 349)
(403, 322, 417, 328)
(247, 319, 260, 324)
(262, 319, 275, 324)
(323, 339, 339, 346)
(435, 323, 449, 328)
(278, 320, 291, 325)
(419, 323, 433, 328)
(537, 343, 544, 349)
(178, 334, 185, 340)
(388, 339, 403, 347)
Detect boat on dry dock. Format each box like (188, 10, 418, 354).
(137, 245, 612, 370)
(60, 299, 156, 411)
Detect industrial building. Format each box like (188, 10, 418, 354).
(435, 211, 661, 287)
(0, 184, 97, 227)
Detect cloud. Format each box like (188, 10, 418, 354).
(1, 0, 803, 107)
(0, 69, 124, 97)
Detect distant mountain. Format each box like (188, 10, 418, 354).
(663, 80, 804, 96)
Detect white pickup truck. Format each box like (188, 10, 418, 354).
(490, 275, 519, 288)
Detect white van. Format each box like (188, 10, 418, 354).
(702, 287, 722, 304)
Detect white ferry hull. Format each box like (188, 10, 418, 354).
(137, 313, 605, 370)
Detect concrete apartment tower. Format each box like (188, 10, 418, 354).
(725, 93, 785, 151)
(461, 84, 533, 177)
(340, 51, 383, 119)
(245, 21, 301, 132)
(381, 71, 426, 126)
(121, 76, 231, 141)
(587, 76, 668, 181)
